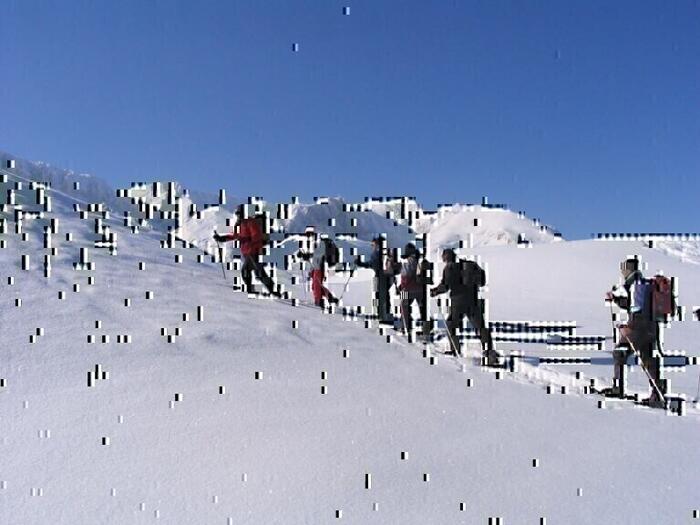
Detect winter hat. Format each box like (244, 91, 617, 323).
(403, 243, 418, 259)
(442, 248, 456, 262)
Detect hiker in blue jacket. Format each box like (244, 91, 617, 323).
(604, 258, 665, 407)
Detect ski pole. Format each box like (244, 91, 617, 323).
(436, 306, 460, 357)
(338, 266, 355, 301)
(621, 333, 666, 405)
(215, 238, 227, 280)
(608, 301, 616, 344)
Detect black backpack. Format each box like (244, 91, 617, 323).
(460, 259, 485, 288)
(323, 239, 340, 266)
(416, 258, 432, 286)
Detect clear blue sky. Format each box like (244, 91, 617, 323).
(1, 0, 698, 238)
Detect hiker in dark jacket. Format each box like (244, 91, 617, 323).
(430, 248, 499, 365)
(355, 237, 393, 324)
(214, 204, 279, 297)
(604, 258, 665, 407)
(398, 243, 430, 337)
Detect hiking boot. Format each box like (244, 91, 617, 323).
(328, 295, 339, 305)
(483, 350, 502, 368)
(598, 386, 623, 398)
(444, 350, 457, 356)
(643, 393, 666, 409)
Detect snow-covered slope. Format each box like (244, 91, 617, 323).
(2, 162, 700, 524)
(652, 238, 700, 265)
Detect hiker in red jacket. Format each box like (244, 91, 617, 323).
(214, 204, 279, 297)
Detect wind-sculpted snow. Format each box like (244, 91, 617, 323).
(652, 239, 700, 265)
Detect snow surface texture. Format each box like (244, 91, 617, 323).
(1, 160, 700, 524)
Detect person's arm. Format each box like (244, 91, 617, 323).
(430, 266, 449, 297)
(219, 221, 249, 243)
(606, 284, 629, 309)
(355, 250, 376, 269)
(354, 255, 369, 268)
(214, 229, 236, 242)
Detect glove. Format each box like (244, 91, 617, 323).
(213, 232, 225, 242)
(354, 256, 361, 266)
(430, 288, 438, 298)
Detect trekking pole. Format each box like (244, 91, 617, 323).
(621, 333, 667, 405)
(436, 305, 461, 357)
(215, 237, 227, 280)
(338, 265, 355, 301)
(608, 300, 616, 344)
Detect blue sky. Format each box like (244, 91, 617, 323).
(1, 0, 698, 238)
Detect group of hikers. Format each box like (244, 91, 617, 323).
(214, 204, 674, 408)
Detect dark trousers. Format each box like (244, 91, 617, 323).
(374, 275, 393, 322)
(400, 289, 426, 333)
(446, 296, 494, 355)
(242, 254, 275, 294)
(614, 319, 664, 397)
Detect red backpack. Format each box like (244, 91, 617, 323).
(651, 275, 674, 320)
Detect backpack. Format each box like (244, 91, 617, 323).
(651, 275, 674, 319)
(254, 214, 271, 245)
(416, 258, 432, 286)
(632, 276, 674, 321)
(323, 238, 340, 267)
(460, 259, 486, 288)
(632, 278, 653, 316)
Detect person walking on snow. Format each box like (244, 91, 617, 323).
(297, 232, 340, 307)
(214, 204, 280, 297)
(355, 237, 394, 325)
(430, 248, 499, 365)
(603, 258, 665, 407)
(398, 243, 429, 337)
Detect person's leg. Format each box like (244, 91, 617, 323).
(311, 269, 324, 305)
(467, 304, 494, 354)
(400, 291, 412, 333)
(250, 255, 276, 294)
(241, 256, 254, 292)
(378, 276, 392, 322)
(635, 324, 665, 403)
(318, 269, 337, 304)
(446, 299, 466, 356)
(417, 291, 429, 337)
(612, 349, 628, 396)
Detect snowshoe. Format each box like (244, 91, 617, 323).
(483, 350, 502, 368)
(641, 395, 666, 409)
(595, 386, 623, 398)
